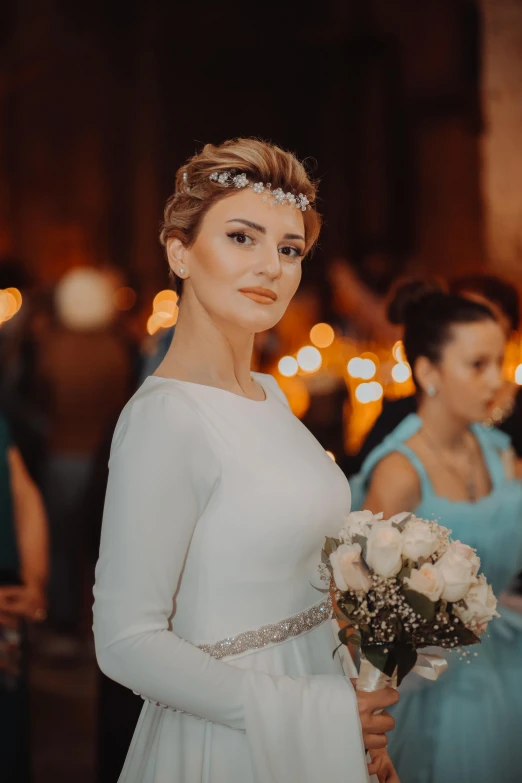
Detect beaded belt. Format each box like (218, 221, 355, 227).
(197, 595, 332, 660)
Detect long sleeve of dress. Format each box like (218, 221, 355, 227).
(93, 390, 371, 782)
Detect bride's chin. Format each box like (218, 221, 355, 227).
(230, 311, 281, 332)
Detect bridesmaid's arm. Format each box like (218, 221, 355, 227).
(363, 452, 421, 518)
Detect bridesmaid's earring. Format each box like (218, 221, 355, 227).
(178, 268, 185, 276)
(426, 385, 437, 398)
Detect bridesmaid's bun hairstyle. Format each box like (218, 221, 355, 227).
(160, 138, 321, 297)
(388, 278, 497, 378)
(387, 279, 442, 327)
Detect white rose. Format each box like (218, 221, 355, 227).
(404, 563, 444, 602)
(341, 510, 383, 538)
(340, 510, 380, 543)
(330, 543, 372, 593)
(454, 578, 499, 631)
(449, 541, 481, 577)
(401, 519, 439, 562)
(434, 548, 475, 602)
(366, 522, 403, 578)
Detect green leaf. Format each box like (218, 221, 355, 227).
(397, 564, 412, 581)
(338, 625, 350, 646)
(453, 624, 481, 646)
(395, 644, 418, 686)
(391, 513, 412, 532)
(403, 588, 436, 621)
(321, 549, 330, 565)
(362, 645, 396, 678)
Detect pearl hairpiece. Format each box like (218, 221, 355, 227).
(180, 169, 310, 211)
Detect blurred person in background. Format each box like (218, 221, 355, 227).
(0, 259, 50, 484)
(38, 267, 134, 658)
(350, 281, 522, 783)
(0, 414, 49, 783)
(355, 274, 522, 469)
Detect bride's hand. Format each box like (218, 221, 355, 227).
(368, 747, 400, 782)
(351, 683, 399, 750)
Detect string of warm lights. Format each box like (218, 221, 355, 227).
(272, 323, 522, 456)
(0, 288, 23, 326)
(144, 294, 522, 454)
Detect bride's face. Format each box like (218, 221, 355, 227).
(168, 188, 307, 333)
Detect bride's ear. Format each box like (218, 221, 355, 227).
(167, 237, 189, 278)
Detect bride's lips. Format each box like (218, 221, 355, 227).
(239, 287, 278, 305)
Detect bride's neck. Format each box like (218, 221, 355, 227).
(155, 303, 256, 389)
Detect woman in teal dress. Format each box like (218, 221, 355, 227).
(0, 415, 49, 782)
(350, 281, 522, 783)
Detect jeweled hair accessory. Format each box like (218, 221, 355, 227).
(207, 170, 310, 211)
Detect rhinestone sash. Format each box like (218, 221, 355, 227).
(197, 595, 332, 660)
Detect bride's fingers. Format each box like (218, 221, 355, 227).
(364, 733, 388, 750)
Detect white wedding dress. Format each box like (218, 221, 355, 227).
(93, 372, 373, 782)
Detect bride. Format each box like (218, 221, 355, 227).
(92, 138, 399, 783)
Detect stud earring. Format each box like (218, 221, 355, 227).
(178, 268, 185, 276)
(426, 384, 437, 398)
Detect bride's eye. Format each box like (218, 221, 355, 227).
(279, 245, 304, 259)
(227, 231, 255, 246)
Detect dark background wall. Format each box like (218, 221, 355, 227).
(0, 0, 484, 299)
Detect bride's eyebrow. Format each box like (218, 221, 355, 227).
(283, 232, 305, 242)
(226, 219, 305, 243)
(226, 219, 266, 234)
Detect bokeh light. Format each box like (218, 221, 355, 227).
(297, 345, 322, 372)
(325, 450, 336, 461)
(392, 340, 406, 363)
(153, 290, 178, 312)
(278, 356, 299, 377)
(310, 322, 335, 349)
(347, 357, 376, 379)
(347, 357, 364, 378)
(55, 267, 116, 331)
(355, 381, 383, 403)
(0, 288, 23, 326)
(5, 287, 22, 311)
(147, 289, 180, 332)
(359, 359, 376, 380)
(392, 362, 412, 383)
(515, 364, 522, 385)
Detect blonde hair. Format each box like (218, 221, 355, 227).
(160, 138, 322, 296)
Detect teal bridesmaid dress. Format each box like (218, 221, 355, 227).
(350, 414, 522, 783)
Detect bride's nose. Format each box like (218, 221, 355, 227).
(255, 244, 282, 281)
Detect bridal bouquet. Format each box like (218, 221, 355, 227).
(320, 511, 499, 691)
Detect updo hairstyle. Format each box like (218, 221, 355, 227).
(450, 274, 520, 332)
(388, 280, 496, 386)
(160, 138, 322, 298)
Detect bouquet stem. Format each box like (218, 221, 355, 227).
(356, 654, 398, 693)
